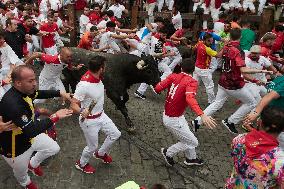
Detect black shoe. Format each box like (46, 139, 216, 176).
(191, 120, 200, 132)
(134, 91, 146, 100)
(184, 158, 204, 166)
(161, 148, 174, 166)
(222, 119, 238, 134)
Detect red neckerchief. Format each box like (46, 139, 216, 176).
(23, 23, 30, 33)
(228, 41, 240, 47)
(248, 54, 260, 62)
(164, 41, 175, 47)
(81, 70, 101, 83)
(152, 32, 161, 39)
(260, 43, 271, 49)
(216, 19, 225, 23)
(245, 129, 279, 158)
(133, 35, 140, 42)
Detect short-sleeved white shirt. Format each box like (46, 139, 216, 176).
(80, 14, 90, 34)
(245, 55, 271, 82)
(99, 31, 120, 53)
(108, 4, 125, 18)
(74, 80, 104, 115)
(214, 21, 225, 34)
(97, 18, 110, 29)
(0, 44, 23, 77)
(56, 17, 63, 28)
(172, 12, 182, 30)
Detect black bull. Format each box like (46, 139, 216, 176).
(64, 47, 161, 130)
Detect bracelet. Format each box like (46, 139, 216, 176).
(252, 79, 259, 83)
(50, 114, 59, 123)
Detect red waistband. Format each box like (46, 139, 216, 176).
(86, 112, 103, 119)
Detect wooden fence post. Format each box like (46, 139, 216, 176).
(66, 3, 77, 46)
(259, 7, 274, 38)
(131, 1, 139, 29)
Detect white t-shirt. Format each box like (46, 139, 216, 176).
(74, 80, 104, 115)
(136, 23, 158, 44)
(0, 44, 23, 77)
(56, 17, 63, 28)
(99, 31, 120, 53)
(126, 39, 148, 57)
(172, 12, 182, 30)
(214, 21, 225, 34)
(97, 18, 110, 29)
(108, 4, 125, 18)
(0, 14, 6, 29)
(50, 0, 62, 11)
(80, 14, 90, 34)
(245, 55, 271, 82)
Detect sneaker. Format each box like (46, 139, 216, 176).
(222, 119, 238, 134)
(184, 158, 204, 166)
(191, 120, 200, 132)
(28, 163, 43, 177)
(161, 148, 174, 166)
(134, 91, 146, 100)
(75, 160, 95, 174)
(25, 182, 38, 189)
(94, 152, 112, 164)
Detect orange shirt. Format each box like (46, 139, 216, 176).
(231, 22, 241, 29)
(77, 32, 93, 50)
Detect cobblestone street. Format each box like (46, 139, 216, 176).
(0, 73, 240, 189)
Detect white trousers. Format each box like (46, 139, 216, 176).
(204, 5, 220, 21)
(246, 83, 267, 103)
(193, 67, 215, 104)
(159, 56, 182, 71)
(146, 2, 156, 23)
(137, 60, 172, 95)
(258, 0, 266, 15)
(243, 0, 255, 11)
(44, 45, 58, 55)
(196, 84, 257, 124)
(2, 133, 60, 187)
(163, 113, 198, 160)
(228, 0, 242, 8)
(34, 76, 65, 104)
(79, 113, 121, 166)
(157, 0, 174, 12)
(193, 2, 206, 12)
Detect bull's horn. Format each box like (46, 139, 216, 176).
(152, 53, 164, 58)
(136, 60, 146, 70)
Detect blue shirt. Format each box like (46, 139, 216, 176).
(199, 31, 222, 51)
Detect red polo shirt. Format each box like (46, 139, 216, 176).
(154, 72, 203, 117)
(40, 22, 59, 48)
(218, 41, 246, 90)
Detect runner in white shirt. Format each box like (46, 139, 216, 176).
(80, 7, 91, 37)
(25, 48, 74, 104)
(245, 45, 280, 103)
(97, 10, 113, 29)
(172, 7, 182, 30)
(0, 40, 23, 94)
(135, 29, 172, 100)
(136, 18, 165, 45)
(107, 0, 128, 19)
(71, 56, 121, 174)
(161, 41, 182, 71)
(99, 21, 134, 54)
